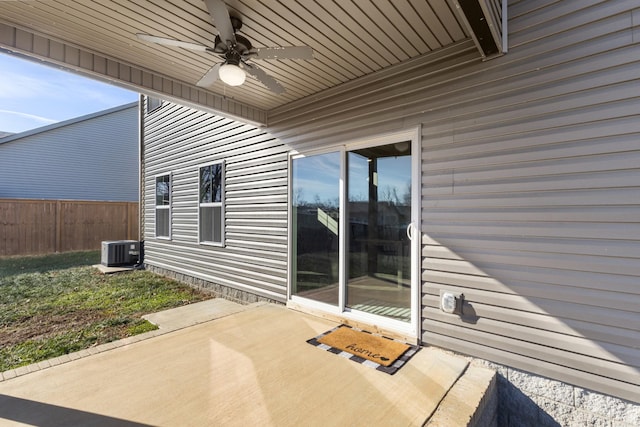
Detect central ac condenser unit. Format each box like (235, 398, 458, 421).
(101, 240, 140, 267)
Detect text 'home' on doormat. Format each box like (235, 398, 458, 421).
(306, 325, 419, 374)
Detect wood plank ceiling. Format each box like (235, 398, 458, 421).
(0, 0, 474, 119)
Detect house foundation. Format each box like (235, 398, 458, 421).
(146, 265, 282, 306)
(468, 359, 640, 427)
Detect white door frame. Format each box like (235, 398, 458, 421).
(287, 126, 422, 341)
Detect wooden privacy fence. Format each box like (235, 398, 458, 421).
(0, 199, 139, 256)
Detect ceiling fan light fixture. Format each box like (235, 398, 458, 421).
(139, 0, 313, 93)
(219, 63, 246, 86)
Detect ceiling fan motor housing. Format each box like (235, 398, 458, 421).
(213, 34, 252, 55)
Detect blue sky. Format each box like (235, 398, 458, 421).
(0, 52, 138, 134)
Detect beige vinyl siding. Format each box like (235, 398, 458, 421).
(269, 1, 640, 401)
(143, 102, 289, 302)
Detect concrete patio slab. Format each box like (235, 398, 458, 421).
(143, 297, 257, 330)
(0, 303, 470, 426)
(0, 299, 257, 382)
(93, 264, 137, 274)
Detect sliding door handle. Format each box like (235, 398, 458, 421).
(406, 223, 414, 241)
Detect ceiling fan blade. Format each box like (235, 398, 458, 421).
(243, 64, 285, 94)
(251, 46, 314, 60)
(196, 63, 222, 87)
(136, 34, 209, 52)
(203, 0, 236, 48)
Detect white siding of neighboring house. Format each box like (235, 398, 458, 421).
(0, 102, 139, 201)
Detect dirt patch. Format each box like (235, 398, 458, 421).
(1, 310, 104, 346)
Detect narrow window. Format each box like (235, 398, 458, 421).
(199, 162, 225, 245)
(146, 97, 162, 113)
(155, 174, 171, 238)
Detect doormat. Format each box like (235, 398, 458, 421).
(306, 325, 419, 375)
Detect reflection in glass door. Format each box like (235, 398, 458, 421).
(291, 152, 340, 306)
(346, 144, 412, 322)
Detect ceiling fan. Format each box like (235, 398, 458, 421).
(136, 0, 313, 94)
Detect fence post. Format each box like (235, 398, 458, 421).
(55, 200, 62, 253)
(128, 202, 133, 240)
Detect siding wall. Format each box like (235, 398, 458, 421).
(0, 104, 139, 202)
(267, 0, 639, 402)
(143, 101, 289, 302)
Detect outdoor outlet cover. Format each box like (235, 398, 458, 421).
(440, 291, 463, 315)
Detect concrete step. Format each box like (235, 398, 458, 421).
(426, 363, 498, 427)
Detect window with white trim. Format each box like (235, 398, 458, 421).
(155, 174, 171, 238)
(199, 162, 224, 245)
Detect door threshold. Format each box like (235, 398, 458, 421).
(287, 300, 419, 345)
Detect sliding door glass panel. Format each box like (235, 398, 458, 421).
(346, 143, 412, 322)
(291, 152, 340, 306)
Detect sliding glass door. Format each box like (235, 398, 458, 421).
(290, 132, 418, 334)
(346, 145, 412, 322)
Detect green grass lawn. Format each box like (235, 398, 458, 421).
(0, 251, 213, 372)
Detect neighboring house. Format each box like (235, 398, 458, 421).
(140, 2, 639, 423)
(0, 102, 139, 201)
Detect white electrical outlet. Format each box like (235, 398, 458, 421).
(440, 291, 463, 314)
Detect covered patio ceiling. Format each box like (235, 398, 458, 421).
(0, 0, 503, 126)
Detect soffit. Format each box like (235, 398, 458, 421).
(0, 0, 470, 116)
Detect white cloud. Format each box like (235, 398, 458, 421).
(0, 110, 58, 133)
(0, 69, 127, 106)
(0, 110, 57, 123)
(0, 72, 60, 100)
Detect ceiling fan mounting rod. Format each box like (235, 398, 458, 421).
(230, 16, 243, 32)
